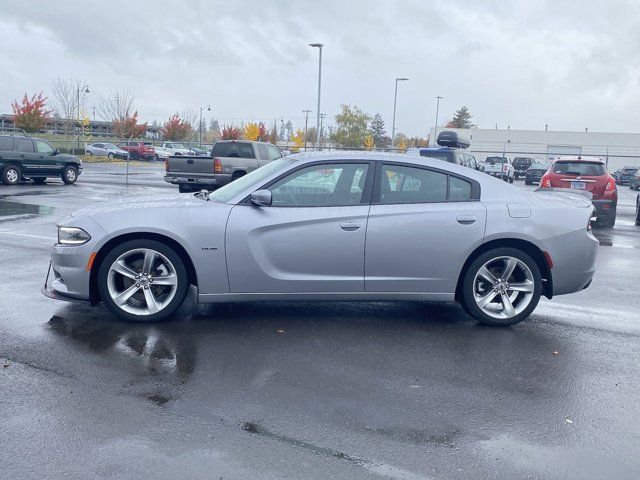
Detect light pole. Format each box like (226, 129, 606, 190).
(76, 84, 90, 153)
(309, 43, 323, 149)
(199, 105, 211, 146)
(434, 95, 443, 143)
(391, 77, 409, 148)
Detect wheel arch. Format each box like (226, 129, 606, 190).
(455, 237, 553, 302)
(89, 232, 199, 304)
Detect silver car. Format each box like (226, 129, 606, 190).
(85, 143, 129, 159)
(43, 152, 598, 326)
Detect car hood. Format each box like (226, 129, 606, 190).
(61, 193, 209, 222)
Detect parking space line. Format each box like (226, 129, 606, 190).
(0, 231, 56, 241)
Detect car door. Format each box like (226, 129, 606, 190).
(34, 139, 60, 174)
(14, 138, 39, 175)
(365, 162, 486, 294)
(226, 161, 373, 293)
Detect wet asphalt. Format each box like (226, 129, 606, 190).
(1, 163, 639, 480)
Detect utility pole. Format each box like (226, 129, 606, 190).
(302, 109, 311, 150)
(391, 77, 409, 148)
(308, 43, 323, 149)
(434, 96, 443, 142)
(319, 113, 326, 148)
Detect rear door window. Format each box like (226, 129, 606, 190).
(0, 137, 14, 150)
(15, 138, 34, 153)
(379, 165, 448, 204)
(35, 140, 55, 154)
(211, 142, 255, 158)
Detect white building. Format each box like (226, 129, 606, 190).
(429, 127, 640, 170)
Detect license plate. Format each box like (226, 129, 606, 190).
(571, 181, 586, 189)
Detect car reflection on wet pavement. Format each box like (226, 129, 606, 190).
(1, 165, 639, 479)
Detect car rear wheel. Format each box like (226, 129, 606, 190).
(86, 151, 93, 156)
(635, 198, 640, 226)
(108, 152, 114, 159)
(2, 164, 21, 185)
(61, 166, 78, 184)
(178, 184, 193, 193)
(98, 240, 189, 322)
(32, 177, 47, 184)
(461, 247, 542, 327)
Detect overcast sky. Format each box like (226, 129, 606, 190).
(2, 0, 639, 136)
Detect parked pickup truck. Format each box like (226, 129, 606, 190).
(483, 156, 515, 183)
(164, 140, 284, 192)
(155, 142, 194, 157)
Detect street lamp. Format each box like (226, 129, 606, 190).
(308, 43, 323, 149)
(76, 84, 90, 153)
(199, 104, 211, 146)
(391, 77, 409, 148)
(434, 96, 443, 143)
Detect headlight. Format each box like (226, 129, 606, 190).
(58, 227, 91, 245)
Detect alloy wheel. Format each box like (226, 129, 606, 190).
(473, 256, 535, 319)
(66, 169, 76, 182)
(106, 248, 178, 316)
(6, 168, 19, 183)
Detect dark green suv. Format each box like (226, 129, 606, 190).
(0, 135, 82, 185)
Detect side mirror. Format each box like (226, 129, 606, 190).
(54, 148, 60, 155)
(250, 189, 272, 207)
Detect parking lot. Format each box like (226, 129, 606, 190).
(1, 163, 639, 479)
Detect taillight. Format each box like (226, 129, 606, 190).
(605, 178, 615, 191)
(214, 158, 222, 173)
(541, 174, 551, 187)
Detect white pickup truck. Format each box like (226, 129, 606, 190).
(155, 142, 194, 158)
(482, 156, 515, 183)
(164, 140, 284, 193)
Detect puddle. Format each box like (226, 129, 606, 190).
(0, 200, 54, 221)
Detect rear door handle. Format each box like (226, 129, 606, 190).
(340, 222, 360, 231)
(457, 216, 476, 225)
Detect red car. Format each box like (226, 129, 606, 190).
(117, 141, 157, 161)
(541, 156, 617, 228)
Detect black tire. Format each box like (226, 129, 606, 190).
(635, 198, 640, 226)
(97, 239, 189, 322)
(1, 164, 21, 185)
(61, 165, 78, 184)
(524, 180, 532, 186)
(460, 247, 542, 327)
(231, 171, 246, 182)
(153, 154, 159, 161)
(603, 213, 616, 229)
(108, 152, 114, 159)
(178, 184, 193, 193)
(32, 177, 47, 184)
(86, 151, 93, 156)
(130, 151, 140, 160)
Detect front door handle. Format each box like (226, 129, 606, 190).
(457, 216, 476, 225)
(340, 222, 360, 231)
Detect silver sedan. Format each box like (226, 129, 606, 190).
(43, 152, 598, 326)
(85, 143, 129, 159)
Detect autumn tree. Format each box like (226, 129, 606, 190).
(363, 135, 374, 150)
(331, 105, 370, 148)
(11, 92, 52, 133)
(395, 133, 408, 151)
(257, 122, 269, 142)
(113, 111, 147, 139)
(221, 125, 241, 140)
(290, 129, 305, 152)
(244, 122, 260, 141)
(162, 114, 191, 141)
(369, 113, 389, 148)
(447, 106, 475, 129)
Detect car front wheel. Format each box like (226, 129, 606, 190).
(635, 197, 640, 226)
(61, 166, 78, 184)
(461, 247, 542, 326)
(98, 240, 189, 322)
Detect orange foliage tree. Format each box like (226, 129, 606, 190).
(221, 125, 241, 140)
(113, 111, 147, 139)
(162, 114, 191, 141)
(11, 92, 52, 133)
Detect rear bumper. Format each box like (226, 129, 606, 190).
(545, 229, 599, 296)
(164, 173, 232, 187)
(592, 199, 616, 219)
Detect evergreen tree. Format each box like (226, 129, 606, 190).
(448, 106, 475, 129)
(285, 120, 293, 141)
(369, 113, 388, 147)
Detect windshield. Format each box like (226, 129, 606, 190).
(209, 157, 297, 203)
(552, 161, 606, 176)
